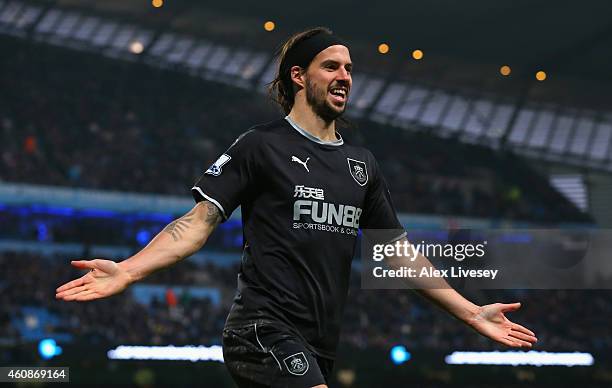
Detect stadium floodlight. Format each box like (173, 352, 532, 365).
(378, 43, 390, 54)
(130, 41, 144, 54)
(444, 351, 594, 367)
(107, 345, 224, 363)
(38, 339, 62, 360)
(536, 70, 547, 81)
(390, 345, 411, 365)
(263, 21, 275, 32)
(136, 229, 151, 245)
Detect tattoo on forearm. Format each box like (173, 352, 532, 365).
(162, 201, 221, 242)
(163, 207, 196, 242)
(203, 201, 222, 225)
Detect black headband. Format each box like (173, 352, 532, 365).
(280, 32, 347, 80)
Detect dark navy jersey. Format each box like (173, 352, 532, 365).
(192, 117, 405, 358)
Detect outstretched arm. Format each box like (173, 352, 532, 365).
(387, 238, 537, 348)
(55, 200, 222, 301)
(415, 288, 537, 348)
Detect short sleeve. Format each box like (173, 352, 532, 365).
(191, 130, 261, 220)
(360, 154, 406, 238)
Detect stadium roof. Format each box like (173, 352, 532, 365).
(54, 0, 612, 86)
(12, 0, 612, 171)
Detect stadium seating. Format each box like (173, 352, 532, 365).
(1, 250, 610, 352)
(0, 36, 589, 223)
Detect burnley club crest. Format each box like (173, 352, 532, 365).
(283, 352, 309, 376)
(347, 158, 368, 186)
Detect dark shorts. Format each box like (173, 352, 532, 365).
(222, 321, 334, 388)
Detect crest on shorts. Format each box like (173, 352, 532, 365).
(283, 352, 309, 376)
(347, 158, 368, 186)
(205, 154, 231, 176)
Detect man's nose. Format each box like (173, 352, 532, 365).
(336, 68, 351, 83)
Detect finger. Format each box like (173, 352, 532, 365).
(61, 286, 97, 301)
(63, 289, 97, 301)
(511, 322, 536, 337)
(56, 277, 86, 293)
(56, 284, 90, 299)
(498, 337, 518, 347)
(509, 330, 537, 343)
(500, 302, 521, 313)
(74, 290, 101, 302)
(507, 335, 533, 348)
(71, 260, 96, 270)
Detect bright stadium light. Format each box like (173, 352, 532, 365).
(136, 229, 151, 245)
(39, 339, 62, 360)
(152, 0, 163, 8)
(412, 49, 423, 60)
(107, 345, 224, 363)
(536, 70, 547, 81)
(130, 41, 144, 54)
(264, 21, 275, 32)
(444, 351, 594, 367)
(390, 345, 411, 365)
(378, 43, 390, 54)
(500, 65, 511, 76)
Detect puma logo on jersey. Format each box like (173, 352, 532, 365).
(291, 156, 310, 172)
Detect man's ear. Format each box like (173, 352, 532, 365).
(290, 65, 305, 89)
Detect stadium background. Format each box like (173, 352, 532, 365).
(1, 0, 611, 386)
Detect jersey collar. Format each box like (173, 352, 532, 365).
(285, 116, 344, 146)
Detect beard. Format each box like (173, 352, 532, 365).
(305, 78, 346, 123)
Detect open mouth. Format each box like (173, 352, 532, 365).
(329, 87, 348, 104)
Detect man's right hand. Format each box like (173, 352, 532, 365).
(55, 259, 133, 302)
(55, 201, 222, 303)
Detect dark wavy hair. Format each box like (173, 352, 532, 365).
(267, 27, 333, 115)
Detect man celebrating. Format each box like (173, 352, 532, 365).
(57, 27, 537, 388)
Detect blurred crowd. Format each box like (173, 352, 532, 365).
(0, 251, 229, 346)
(0, 206, 245, 249)
(342, 277, 612, 352)
(2, 251, 610, 353)
(0, 36, 590, 223)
